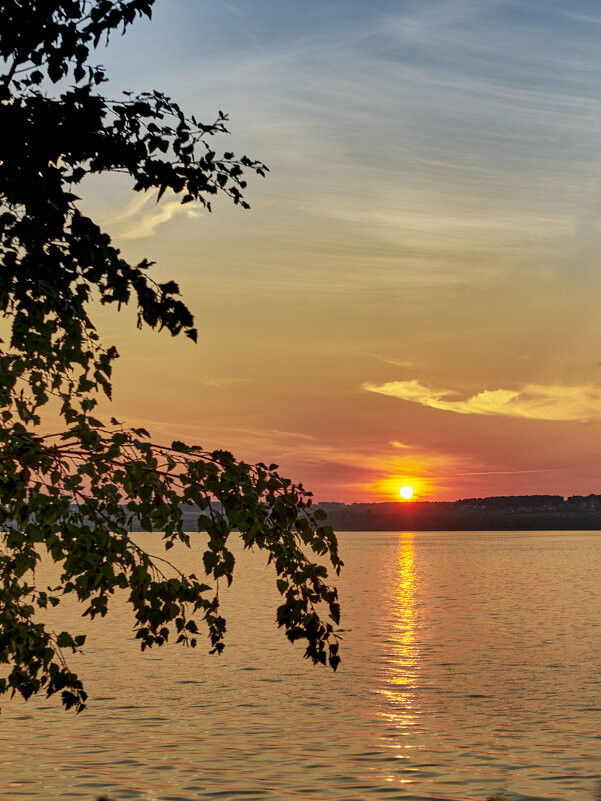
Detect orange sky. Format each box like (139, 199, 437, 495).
(81, 1, 601, 502)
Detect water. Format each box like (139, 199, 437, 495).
(2, 530, 601, 800)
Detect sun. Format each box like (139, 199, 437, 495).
(399, 485, 414, 500)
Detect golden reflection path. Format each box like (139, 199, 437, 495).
(379, 533, 421, 734)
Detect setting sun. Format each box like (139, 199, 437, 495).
(399, 485, 414, 500)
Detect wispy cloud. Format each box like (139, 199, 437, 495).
(450, 468, 560, 477)
(368, 353, 414, 369)
(364, 379, 601, 422)
(201, 377, 248, 388)
(101, 190, 200, 239)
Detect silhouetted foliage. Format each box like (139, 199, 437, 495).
(0, 0, 341, 713)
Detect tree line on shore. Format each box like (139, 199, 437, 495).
(311, 494, 601, 531)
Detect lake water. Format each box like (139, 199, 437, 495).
(2, 530, 601, 801)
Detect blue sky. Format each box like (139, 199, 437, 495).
(87, 1, 601, 501)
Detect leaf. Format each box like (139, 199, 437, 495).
(56, 632, 75, 648)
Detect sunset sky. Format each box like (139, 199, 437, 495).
(84, 0, 601, 502)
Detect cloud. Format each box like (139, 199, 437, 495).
(450, 468, 560, 477)
(101, 190, 200, 239)
(368, 353, 414, 369)
(364, 379, 601, 422)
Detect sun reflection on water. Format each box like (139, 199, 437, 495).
(379, 533, 421, 733)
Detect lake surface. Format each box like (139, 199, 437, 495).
(2, 530, 601, 801)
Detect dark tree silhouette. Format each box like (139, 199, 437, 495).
(0, 0, 341, 713)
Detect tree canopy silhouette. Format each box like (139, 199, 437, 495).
(0, 0, 341, 713)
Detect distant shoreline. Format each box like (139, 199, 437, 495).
(312, 494, 601, 531)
